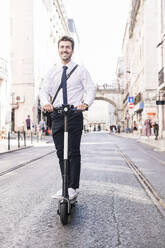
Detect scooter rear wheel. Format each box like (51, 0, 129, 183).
(60, 202, 68, 225)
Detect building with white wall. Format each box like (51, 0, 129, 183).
(122, 0, 159, 132)
(86, 100, 111, 131)
(10, 0, 71, 131)
(116, 57, 125, 130)
(157, 0, 165, 137)
(0, 0, 11, 134)
(67, 18, 82, 64)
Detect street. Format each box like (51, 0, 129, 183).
(0, 132, 165, 248)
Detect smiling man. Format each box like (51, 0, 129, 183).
(40, 36, 96, 200)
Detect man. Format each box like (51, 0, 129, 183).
(39, 119, 46, 133)
(38, 119, 46, 138)
(153, 122, 159, 140)
(26, 115, 31, 130)
(40, 36, 96, 200)
(25, 115, 32, 137)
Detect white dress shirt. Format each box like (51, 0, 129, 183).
(40, 60, 96, 108)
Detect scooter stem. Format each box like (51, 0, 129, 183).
(63, 107, 69, 198)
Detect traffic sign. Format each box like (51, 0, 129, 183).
(129, 103, 134, 109)
(156, 100, 165, 105)
(128, 97, 134, 103)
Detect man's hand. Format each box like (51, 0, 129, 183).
(77, 103, 88, 110)
(43, 104, 54, 112)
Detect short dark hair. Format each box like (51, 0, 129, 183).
(58, 36, 74, 50)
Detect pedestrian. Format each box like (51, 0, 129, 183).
(1, 127, 6, 139)
(25, 115, 31, 130)
(144, 119, 151, 137)
(40, 36, 96, 200)
(153, 122, 159, 140)
(39, 119, 46, 134)
(25, 115, 31, 136)
(20, 121, 25, 140)
(117, 125, 121, 133)
(138, 123, 143, 136)
(133, 121, 138, 136)
(133, 121, 137, 131)
(38, 119, 46, 138)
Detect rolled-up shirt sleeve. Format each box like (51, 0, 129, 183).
(81, 68, 96, 106)
(40, 62, 96, 108)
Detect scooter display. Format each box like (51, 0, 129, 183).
(56, 104, 81, 225)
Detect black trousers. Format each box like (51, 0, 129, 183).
(51, 111, 83, 189)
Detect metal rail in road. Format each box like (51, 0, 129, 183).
(119, 148, 165, 219)
(1, 143, 165, 219)
(0, 151, 55, 177)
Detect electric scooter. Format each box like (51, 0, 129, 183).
(56, 104, 80, 225)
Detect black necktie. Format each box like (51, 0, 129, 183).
(61, 66, 68, 104)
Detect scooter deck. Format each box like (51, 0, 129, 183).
(57, 196, 78, 214)
(56, 195, 78, 202)
(70, 196, 78, 204)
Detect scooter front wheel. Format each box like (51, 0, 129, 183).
(60, 202, 68, 225)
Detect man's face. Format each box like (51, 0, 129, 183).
(58, 41, 73, 63)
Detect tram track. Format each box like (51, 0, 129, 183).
(1, 138, 165, 219)
(118, 147, 165, 218)
(0, 150, 55, 177)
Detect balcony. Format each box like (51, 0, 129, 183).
(129, 0, 141, 38)
(96, 84, 124, 94)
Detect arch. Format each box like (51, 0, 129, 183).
(95, 96, 118, 109)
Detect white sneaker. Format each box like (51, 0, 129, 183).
(68, 188, 78, 200)
(52, 188, 78, 200)
(51, 189, 62, 199)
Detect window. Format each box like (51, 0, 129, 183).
(162, 0, 165, 32)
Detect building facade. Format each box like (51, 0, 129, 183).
(0, 0, 12, 135)
(116, 57, 125, 130)
(10, 0, 71, 131)
(122, 0, 159, 133)
(157, 0, 165, 137)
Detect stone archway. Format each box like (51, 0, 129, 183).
(95, 96, 118, 111)
(95, 96, 119, 126)
(92, 96, 119, 131)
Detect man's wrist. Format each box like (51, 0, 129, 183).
(83, 103, 88, 110)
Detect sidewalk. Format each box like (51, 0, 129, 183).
(115, 132, 165, 151)
(0, 134, 52, 154)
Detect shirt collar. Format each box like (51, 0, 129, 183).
(60, 60, 75, 70)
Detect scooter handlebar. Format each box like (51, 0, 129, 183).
(54, 105, 88, 112)
(71, 107, 88, 112)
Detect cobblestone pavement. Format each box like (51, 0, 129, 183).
(0, 132, 165, 248)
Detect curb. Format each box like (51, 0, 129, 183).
(138, 139, 165, 151)
(0, 150, 55, 176)
(115, 133, 165, 152)
(0, 137, 52, 156)
(0, 145, 33, 155)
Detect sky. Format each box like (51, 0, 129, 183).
(63, 0, 131, 85)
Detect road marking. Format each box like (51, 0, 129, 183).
(0, 151, 55, 177)
(81, 142, 114, 145)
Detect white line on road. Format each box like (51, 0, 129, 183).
(81, 142, 113, 145)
